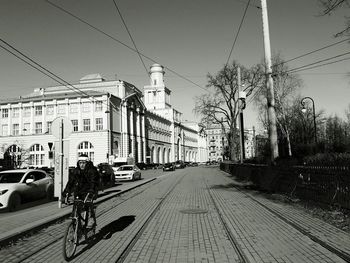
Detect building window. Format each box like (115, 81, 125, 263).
(95, 118, 103, 130)
(57, 104, 65, 115)
(2, 109, 8, 118)
(46, 105, 54, 115)
(12, 124, 19, 136)
(23, 123, 30, 135)
(71, 119, 78, 132)
(35, 106, 42, 116)
(83, 119, 90, 131)
(35, 122, 42, 134)
(12, 108, 19, 118)
(95, 101, 103, 112)
(47, 121, 52, 134)
(1, 124, 8, 136)
(23, 107, 31, 117)
(78, 141, 94, 162)
(82, 102, 90, 112)
(29, 144, 45, 166)
(70, 103, 78, 113)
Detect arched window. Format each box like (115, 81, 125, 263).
(77, 141, 94, 162)
(29, 144, 45, 166)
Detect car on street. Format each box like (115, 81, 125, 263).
(163, 162, 176, 171)
(0, 169, 54, 211)
(114, 165, 141, 182)
(175, 160, 185, 169)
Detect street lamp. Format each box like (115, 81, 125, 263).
(301, 96, 317, 144)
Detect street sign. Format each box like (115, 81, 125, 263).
(51, 116, 72, 139)
(54, 140, 69, 198)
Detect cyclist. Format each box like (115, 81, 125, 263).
(63, 154, 100, 228)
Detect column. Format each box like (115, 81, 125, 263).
(135, 107, 141, 163)
(141, 112, 146, 163)
(129, 107, 134, 157)
(121, 103, 128, 158)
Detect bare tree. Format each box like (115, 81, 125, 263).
(318, 0, 350, 37)
(194, 61, 264, 161)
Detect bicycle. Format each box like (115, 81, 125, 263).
(62, 195, 96, 261)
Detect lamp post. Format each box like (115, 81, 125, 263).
(301, 96, 317, 144)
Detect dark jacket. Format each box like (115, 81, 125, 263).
(63, 161, 100, 199)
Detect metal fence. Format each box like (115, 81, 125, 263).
(221, 163, 350, 210)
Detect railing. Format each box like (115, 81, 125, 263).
(220, 163, 350, 210)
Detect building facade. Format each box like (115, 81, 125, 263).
(0, 66, 208, 168)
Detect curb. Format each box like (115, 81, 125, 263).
(0, 177, 156, 247)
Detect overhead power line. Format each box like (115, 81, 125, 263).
(288, 56, 350, 74)
(45, 0, 209, 92)
(111, 0, 149, 77)
(0, 38, 121, 115)
(225, 0, 251, 67)
(274, 37, 350, 67)
(286, 51, 350, 73)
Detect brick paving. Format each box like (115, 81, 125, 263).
(0, 167, 349, 263)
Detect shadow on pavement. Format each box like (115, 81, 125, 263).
(70, 215, 136, 260)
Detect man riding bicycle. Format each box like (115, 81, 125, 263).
(63, 154, 99, 228)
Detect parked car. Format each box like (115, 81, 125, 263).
(97, 163, 115, 188)
(136, 162, 148, 170)
(175, 160, 185, 169)
(36, 167, 54, 177)
(163, 162, 176, 171)
(114, 165, 141, 182)
(0, 169, 54, 211)
(191, 162, 199, 167)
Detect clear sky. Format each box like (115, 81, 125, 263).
(0, 0, 349, 132)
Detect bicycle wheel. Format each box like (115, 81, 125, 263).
(62, 221, 78, 260)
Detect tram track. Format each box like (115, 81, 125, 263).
(204, 179, 250, 263)
(232, 186, 350, 263)
(214, 170, 350, 263)
(2, 178, 164, 263)
(115, 172, 188, 263)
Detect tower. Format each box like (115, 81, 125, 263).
(144, 64, 171, 110)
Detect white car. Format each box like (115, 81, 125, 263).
(114, 165, 141, 182)
(0, 169, 54, 211)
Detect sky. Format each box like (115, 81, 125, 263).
(0, 0, 349, 132)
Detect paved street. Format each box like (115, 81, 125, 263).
(0, 166, 349, 263)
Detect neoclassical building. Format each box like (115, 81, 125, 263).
(0, 64, 208, 168)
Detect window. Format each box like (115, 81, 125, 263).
(57, 104, 65, 115)
(95, 101, 103, 112)
(12, 108, 19, 118)
(95, 118, 103, 130)
(35, 106, 42, 116)
(46, 105, 54, 115)
(29, 144, 45, 166)
(82, 102, 90, 112)
(71, 119, 78, 132)
(77, 141, 94, 162)
(46, 121, 52, 134)
(23, 123, 30, 135)
(1, 124, 8, 136)
(23, 107, 31, 117)
(70, 103, 78, 113)
(83, 119, 90, 131)
(2, 109, 8, 118)
(35, 122, 42, 134)
(12, 124, 19, 136)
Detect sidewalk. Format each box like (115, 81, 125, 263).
(0, 176, 156, 246)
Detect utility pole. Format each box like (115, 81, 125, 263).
(261, 0, 279, 162)
(237, 67, 245, 163)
